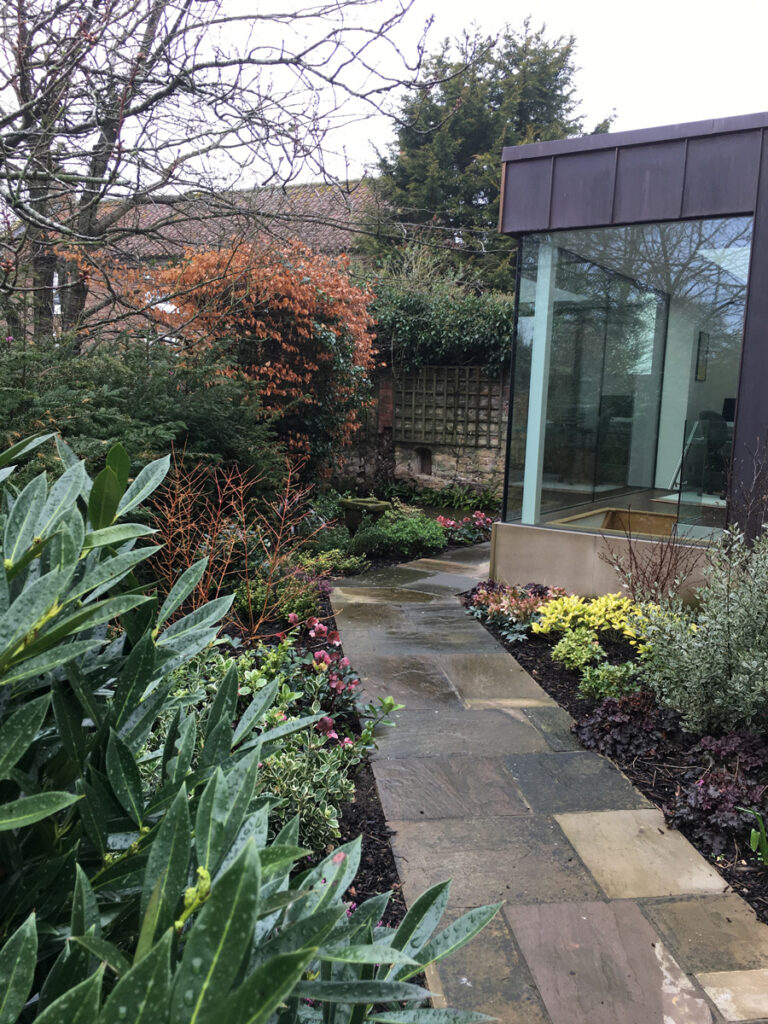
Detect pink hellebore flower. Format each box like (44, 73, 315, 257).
(307, 616, 319, 629)
(314, 649, 332, 665)
(288, 612, 299, 625)
(316, 716, 338, 740)
(341, 737, 354, 748)
(340, 656, 350, 668)
(328, 630, 341, 646)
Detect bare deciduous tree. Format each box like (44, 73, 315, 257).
(0, 0, 428, 342)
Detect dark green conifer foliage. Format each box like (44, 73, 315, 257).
(371, 20, 610, 291)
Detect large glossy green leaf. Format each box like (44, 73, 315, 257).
(368, 1012, 494, 1024)
(204, 663, 238, 742)
(54, 437, 91, 499)
(398, 904, 502, 981)
(195, 768, 229, 873)
(0, 693, 49, 779)
(82, 524, 157, 554)
(71, 864, 101, 938)
(88, 466, 123, 531)
(0, 791, 81, 831)
(205, 950, 317, 1024)
(156, 558, 207, 627)
(166, 713, 196, 786)
(106, 730, 144, 825)
(99, 930, 172, 1024)
(0, 568, 66, 662)
(36, 461, 87, 539)
(70, 547, 159, 606)
(116, 455, 170, 518)
(71, 936, 130, 978)
(288, 837, 361, 921)
(231, 680, 278, 748)
(140, 784, 190, 941)
(113, 632, 157, 727)
(35, 965, 103, 1023)
(118, 680, 175, 754)
(3, 472, 46, 568)
(320, 944, 418, 966)
(214, 750, 262, 867)
(170, 841, 261, 1024)
(52, 682, 86, 763)
(255, 908, 343, 965)
(0, 432, 54, 471)
(0, 913, 37, 1024)
(0, 638, 104, 689)
(293, 979, 430, 1003)
(106, 444, 131, 491)
(157, 596, 233, 648)
(20, 594, 152, 661)
(388, 881, 450, 962)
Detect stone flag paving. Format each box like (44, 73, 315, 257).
(331, 543, 768, 1024)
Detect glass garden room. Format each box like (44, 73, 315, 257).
(493, 113, 768, 590)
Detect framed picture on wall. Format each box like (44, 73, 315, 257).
(695, 331, 709, 382)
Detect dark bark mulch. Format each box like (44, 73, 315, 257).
(338, 757, 407, 927)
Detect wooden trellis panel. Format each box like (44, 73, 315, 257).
(393, 366, 506, 449)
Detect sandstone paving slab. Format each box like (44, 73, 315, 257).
(506, 900, 713, 1024)
(387, 815, 600, 908)
(332, 585, 441, 606)
(373, 754, 531, 821)
(503, 752, 650, 814)
(523, 706, 583, 752)
(399, 572, 484, 597)
(338, 567, 431, 589)
(373, 708, 549, 759)
(642, 895, 768, 973)
(436, 651, 555, 705)
(426, 909, 550, 1023)
(415, 542, 491, 567)
(355, 655, 462, 710)
(695, 969, 768, 1021)
(401, 556, 489, 577)
(332, 601, 410, 629)
(555, 808, 726, 898)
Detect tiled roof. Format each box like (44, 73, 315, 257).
(103, 180, 375, 262)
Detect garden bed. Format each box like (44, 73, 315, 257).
(477, 621, 768, 924)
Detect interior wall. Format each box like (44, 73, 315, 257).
(654, 297, 699, 489)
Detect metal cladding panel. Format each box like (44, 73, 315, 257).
(681, 132, 762, 217)
(549, 150, 615, 229)
(499, 157, 553, 233)
(733, 131, 768, 532)
(613, 141, 686, 223)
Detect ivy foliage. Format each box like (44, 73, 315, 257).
(368, 245, 515, 374)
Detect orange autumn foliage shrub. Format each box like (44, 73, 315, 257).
(143, 239, 376, 468)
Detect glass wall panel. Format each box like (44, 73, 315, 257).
(504, 216, 752, 537)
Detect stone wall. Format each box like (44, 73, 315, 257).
(338, 366, 509, 492)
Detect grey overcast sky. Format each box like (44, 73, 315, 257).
(319, 0, 768, 176)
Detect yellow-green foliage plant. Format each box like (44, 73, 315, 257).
(532, 592, 650, 644)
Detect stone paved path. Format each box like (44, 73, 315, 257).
(332, 543, 768, 1024)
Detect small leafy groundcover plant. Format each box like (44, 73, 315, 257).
(0, 434, 498, 1024)
(464, 580, 565, 643)
(435, 511, 494, 546)
(348, 507, 446, 561)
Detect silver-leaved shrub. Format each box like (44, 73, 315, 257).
(640, 527, 768, 732)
